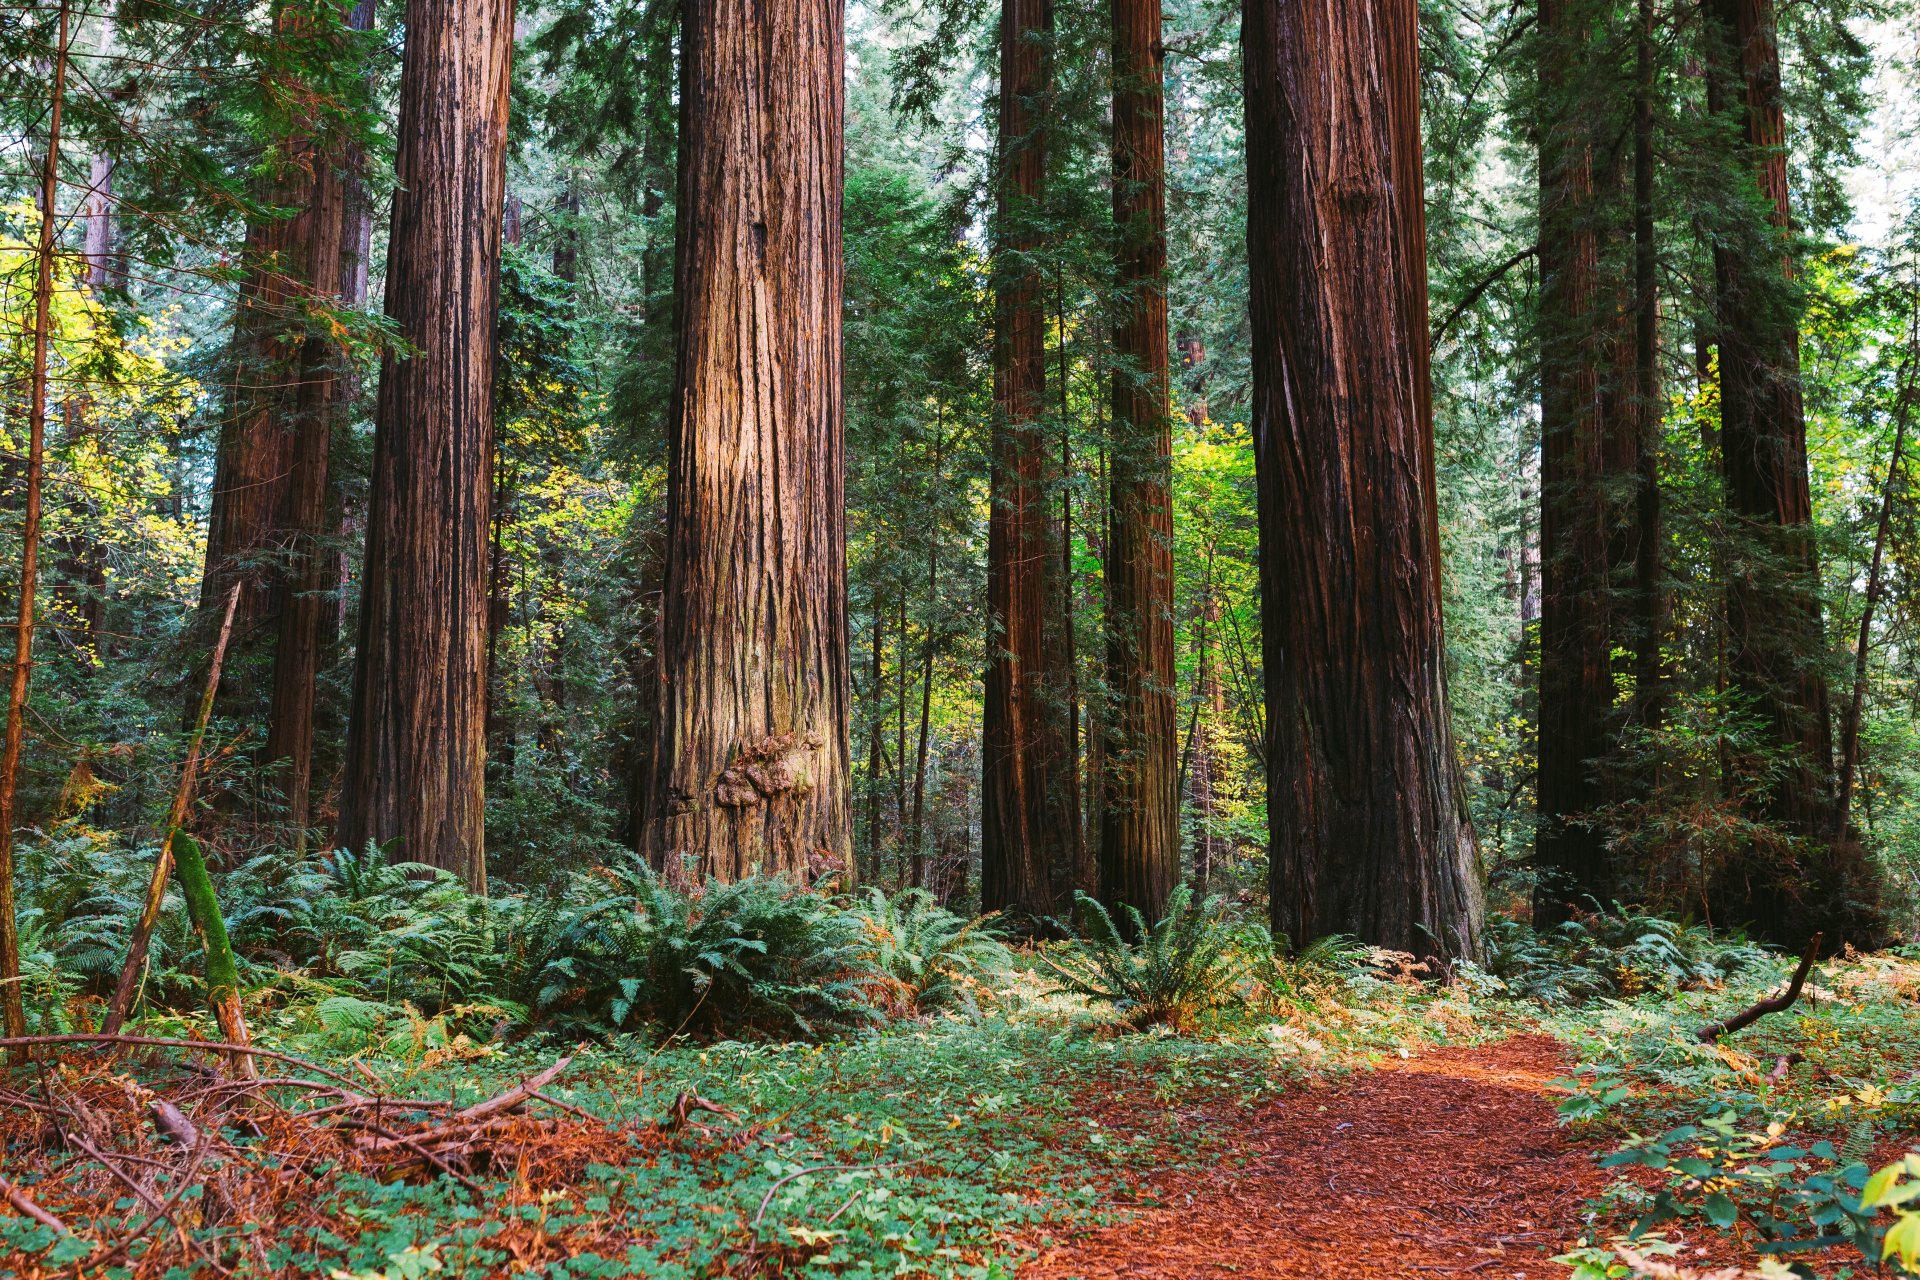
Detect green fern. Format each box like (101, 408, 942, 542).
(1040, 885, 1245, 1031)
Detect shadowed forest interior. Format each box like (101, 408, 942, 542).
(2, 0, 1920, 1275)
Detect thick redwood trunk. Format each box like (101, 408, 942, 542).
(1243, 0, 1484, 960)
(339, 0, 514, 889)
(640, 0, 851, 884)
(982, 0, 1075, 920)
(1532, 0, 1634, 921)
(1100, 0, 1178, 924)
(263, 143, 350, 846)
(1704, 0, 1870, 941)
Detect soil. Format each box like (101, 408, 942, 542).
(1023, 1034, 1609, 1279)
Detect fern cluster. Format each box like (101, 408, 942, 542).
(1484, 908, 1773, 1004)
(1039, 886, 1248, 1031)
(16, 830, 1014, 1045)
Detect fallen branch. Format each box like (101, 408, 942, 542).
(1695, 933, 1822, 1043)
(0, 1033, 364, 1091)
(0, 1172, 67, 1234)
(453, 1056, 572, 1124)
(103, 583, 242, 1037)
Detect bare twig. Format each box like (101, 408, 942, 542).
(0, 1033, 365, 1090)
(1695, 933, 1822, 1043)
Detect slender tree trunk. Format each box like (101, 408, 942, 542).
(909, 415, 944, 891)
(1630, 0, 1665, 754)
(1101, 0, 1178, 925)
(982, 0, 1075, 920)
(1533, 0, 1629, 922)
(1243, 0, 1485, 961)
(867, 610, 885, 870)
(0, 0, 70, 1046)
(553, 178, 581, 284)
(1188, 547, 1225, 896)
(339, 0, 515, 889)
(1704, 0, 1867, 941)
(641, 0, 850, 884)
(1836, 327, 1914, 827)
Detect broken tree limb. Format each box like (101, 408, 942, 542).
(170, 832, 255, 1076)
(0, 1172, 68, 1234)
(103, 583, 241, 1035)
(1695, 932, 1822, 1043)
(451, 1055, 572, 1123)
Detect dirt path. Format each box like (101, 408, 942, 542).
(1024, 1034, 1604, 1279)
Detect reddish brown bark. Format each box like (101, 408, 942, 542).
(339, 0, 515, 889)
(640, 0, 851, 884)
(263, 145, 350, 847)
(982, 0, 1076, 920)
(1100, 0, 1178, 924)
(1243, 0, 1484, 960)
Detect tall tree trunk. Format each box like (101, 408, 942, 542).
(909, 414, 945, 891)
(0, 0, 70, 1046)
(867, 610, 886, 871)
(1100, 0, 1178, 925)
(263, 137, 351, 848)
(619, 0, 677, 845)
(1835, 311, 1914, 834)
(640, 0, 850, 884)
(339, 0, 515, 889)
(982, 0, 1075, 920)
(1188, 548, 1225, 896)
(1704, 0, 1869, 942)
(1532, 0, 1632, 922)
(1243, 0, 1484, 961)
(1630, 0, 1665, 758)
(553, 178, 581, 284)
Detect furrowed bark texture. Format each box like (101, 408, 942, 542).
(641, 0, 851, 883)
(1243, 0, 1484, 961)
(1704, 0, 1872, 942)
(264, 139, 350, 845)
(982, 0, 1076, 920)
(339, 0, 514, 889)
(1100, 0, 1178, 924)
(264, 0, 374, 846)
(1533, 0, 1636, 922)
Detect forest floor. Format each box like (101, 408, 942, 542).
(6, 949, 1920, 1278)
(1024, 1034, 1603, 1279)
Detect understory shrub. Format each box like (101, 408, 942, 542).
(16, 828, 1006, 1045)
(1485, 908, 1772, 1004)
(1041, 885, 1246, 1031)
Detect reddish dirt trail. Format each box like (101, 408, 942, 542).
(1025, 1034, 1604, 1279)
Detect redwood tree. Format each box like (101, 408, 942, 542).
(1100, 0, 1178, 923)
(1242, 0, 1484, 960)
(982, 0, 1077, 920)
(1703, 0, 1873, 940)
(639, 0, 852, 883)
(1532, 0, 1637, 922)
(338, 0, 515, 888)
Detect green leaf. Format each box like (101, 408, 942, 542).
(1703, 1193, 1739, 1228)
